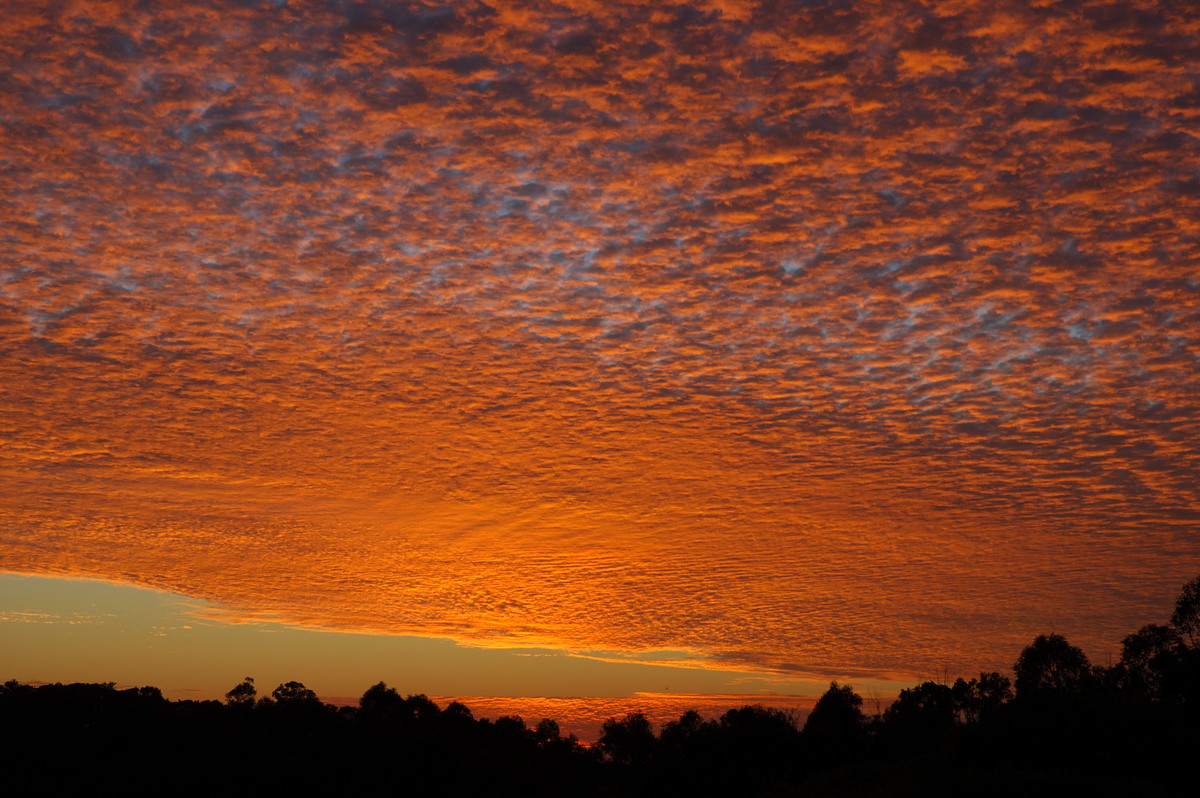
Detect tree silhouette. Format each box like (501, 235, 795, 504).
(534, 717, 561, 745)
(882, 680, 956, 746)
(225, 676, 256, 706)
(598, 711, 656, 767)
(1117, 624, 1183, 701)
(1167, 576, 1200, 708)
(403, 693, 441, 722)
(715, 704, 800, 786)
(803, 681, 867, 762)
(271, 681, 319, 704)
(442, 700, 474, 722)
(1013, 633, 1093, 698)
(4, 571, 1199, 796)
(358, 681, 405, 725)
(951, 671, 1012, 723)
(1170, 574, 1200, 648)
(660, 709, 711, 750)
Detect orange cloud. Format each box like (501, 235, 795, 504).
(1, 0, 1198, 687)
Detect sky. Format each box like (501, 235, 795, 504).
(2, 0, 1199, 733)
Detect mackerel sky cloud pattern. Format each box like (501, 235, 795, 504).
(2, 0, 1199, 681)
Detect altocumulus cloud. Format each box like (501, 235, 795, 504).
(2, 0, 1198, 680)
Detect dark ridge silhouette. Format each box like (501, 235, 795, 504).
(3, 575, 1199, 796)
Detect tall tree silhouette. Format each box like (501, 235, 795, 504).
(225, 676, 256, 706)
(1117, 624, 1183, 701)
(881, 680, 956, 748)
(803, 682, 867, 763)
(1167, 575, 1200, 707)
(358, 681, 404, 726)
(1013, 634, 1093, 698)
(951, 672, 1012, 723)
(598, 712, 656, 768)
(1170, 575, 1200, 648)
(271, 681, 319, 704)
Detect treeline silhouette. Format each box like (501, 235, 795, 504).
(4, 576, 1198, 796)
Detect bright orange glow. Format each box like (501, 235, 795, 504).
(2, 0, 1199, 722)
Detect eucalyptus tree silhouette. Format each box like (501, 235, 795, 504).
(358, 681, 405, 724)
(1117, 624, 1183, 701)
(715, 705, 801, 787)
(1167, 575, 1200, 707)
(803, 682, 867, 762)
(660, 709, 713, 752)
(951, 671, 1012, 723)
(225, 676, 256, 706)
(271, 681, 319, 704)
(881, 680, 956, 748)
(1170, 574, 1200, 648)
(1013, 633, 1093, 698)
(598, 711, 657, 767)
(534, 717, 561, 745)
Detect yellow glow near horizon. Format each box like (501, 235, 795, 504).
(1, 573, 881, 716)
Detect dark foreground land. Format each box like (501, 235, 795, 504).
(5, 576, 1199, 796)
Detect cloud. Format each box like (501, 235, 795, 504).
(1, 0, 1198, 681)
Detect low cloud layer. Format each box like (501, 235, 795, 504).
(2, 0, 1198, 680)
